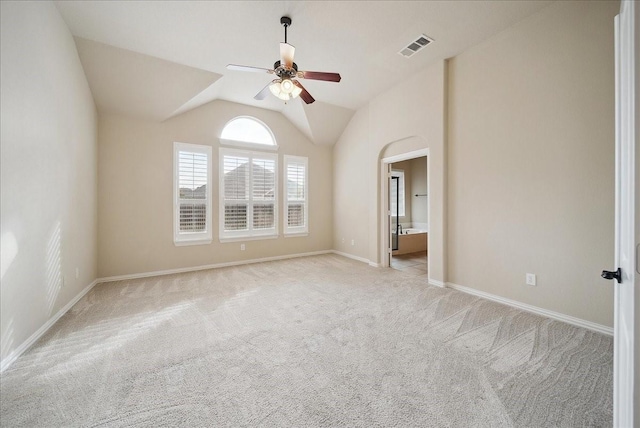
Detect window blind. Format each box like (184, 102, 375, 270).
(284, 156, 308, 234)
(220, 148, 277, 239)
(174, 143, 212, 245)
(391, 170, 405, 217)
(178, 151, 208, 232)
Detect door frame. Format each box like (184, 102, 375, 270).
(380, 148, 429, 270)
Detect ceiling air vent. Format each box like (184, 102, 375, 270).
(399, 34, 434, 58)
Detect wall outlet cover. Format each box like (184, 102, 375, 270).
(526, 273, 536, 286)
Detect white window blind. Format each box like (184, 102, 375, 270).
(391, 170, 405, 217)
(174, 142, 212, 245)
(284, 155, 308, 235)
(220, 148, 277, 240)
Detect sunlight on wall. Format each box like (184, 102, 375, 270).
(0, 232, 18, 281)
(45, 222, 63, 316)
(1, 318, 15, 362)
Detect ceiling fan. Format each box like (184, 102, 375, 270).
(227, 16, 341, 104)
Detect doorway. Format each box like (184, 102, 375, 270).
(385, 153, 428, 278)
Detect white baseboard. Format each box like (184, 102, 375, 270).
(99, 250, 334, 283)
(331, 250, 371, 265)
(446, 282, 613, 336)
(368, 261, 381, 268)
(429, 279, 445, 288)
(0, 279, 99, 373)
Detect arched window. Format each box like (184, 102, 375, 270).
(220, 116, 277, 150)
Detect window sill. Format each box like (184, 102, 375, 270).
(174, 239, 212, 247)
(284, 232, 308, 238)
(219, 235, 279, 243)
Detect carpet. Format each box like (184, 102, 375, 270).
(0, 254, 612, 427)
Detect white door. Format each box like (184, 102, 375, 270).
(610, 1, 636, 426)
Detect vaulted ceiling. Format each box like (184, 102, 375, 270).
(55, 1, 552, 145)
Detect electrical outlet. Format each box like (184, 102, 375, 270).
(526, 273, 536, 286)
(75, 267, 79, 279)
(240, 244, 245, 251)
(351, 239, 355, 246)
(341, 238, 345, 244)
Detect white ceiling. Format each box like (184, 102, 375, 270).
(56, 1, 553, 144)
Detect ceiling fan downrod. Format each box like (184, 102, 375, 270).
(281, 16, 291, 44)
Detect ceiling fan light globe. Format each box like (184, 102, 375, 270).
(291, 84, 302, 98)
(269, 80, 282, 96)
(281, 78, 294, 94)
(269, 79, 297, 101)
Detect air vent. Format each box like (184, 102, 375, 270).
(399, 34, 434, 58)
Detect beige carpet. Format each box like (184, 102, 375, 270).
(0, 254, 612, 427)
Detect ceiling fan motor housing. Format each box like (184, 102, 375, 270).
(274, 61, 298, 79)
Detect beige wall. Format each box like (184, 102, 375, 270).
(447, 0, 618, 326)
(98, 100, 333, 278)
(334, 1, 616, 327)
(334, 61, 447, 279)
(333, 107, 370, 260)
(0, 2, 98, 362)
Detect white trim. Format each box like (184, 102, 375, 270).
(219, 138, 278, 152)
(0, 279, 99, 373)
(331, 250, 370, 265)
(429, 279, 445, 288)
(98, 250, 333, 283)
(368, 261, 381, 268)
(174, 239, 212, 247)
(382, 148, 429, 164)
(219, 235, 278, 244)
(446, 282, 613, 336)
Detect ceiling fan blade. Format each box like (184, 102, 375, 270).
(297, 70, 341, 83)
(227, 64, 274, 74)
(293, 80, 315, 104)
(254, 81, 274, 100)
(280, 43, 295, 68)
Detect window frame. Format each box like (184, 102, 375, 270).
(173, 142, 212, 246)
(391, 169, 406, 218)
(219, 147, 279, 242)
(219, 116, 278, 152)
(283, 155, 309, 236)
